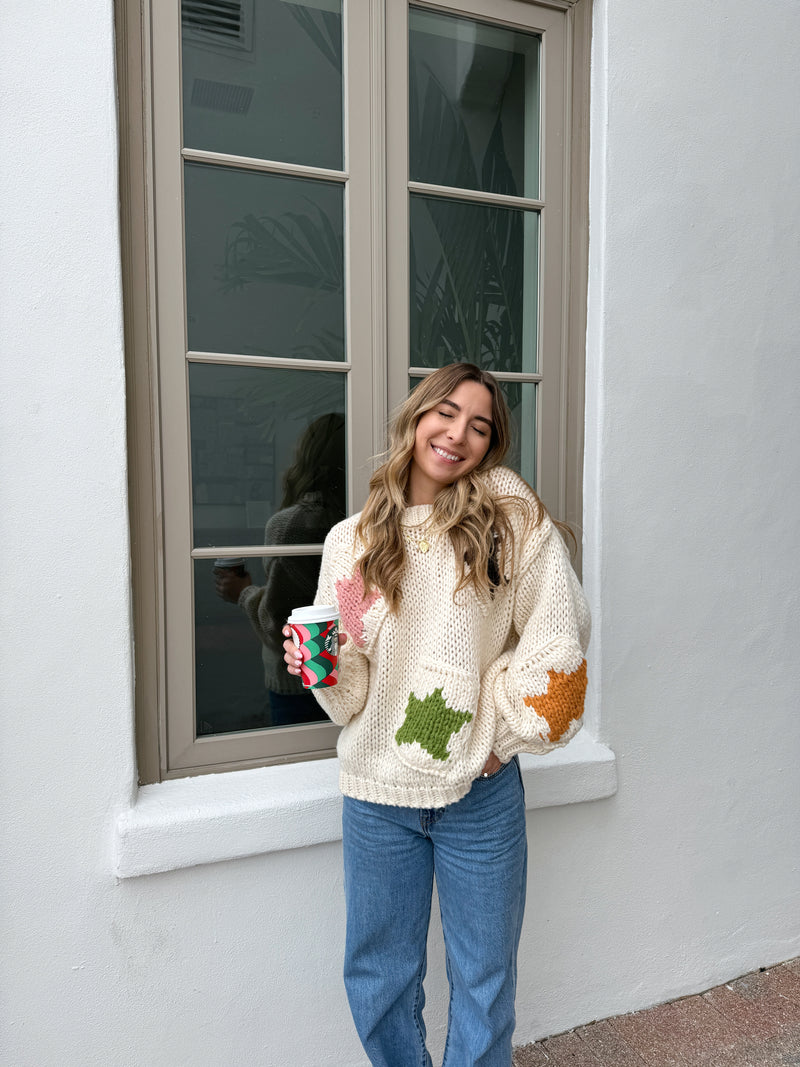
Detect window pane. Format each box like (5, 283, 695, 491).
(189, 363, 347, 546)
(195, 557, 328, 736)
(182, 0, 343, 169)
(499, 379, 536, 489)
(410, 194, 538, 373)
(410, 376, 536, 489)
(409, 9, 540, 198)
(185, 162, 345, 359)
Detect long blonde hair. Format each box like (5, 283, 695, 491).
(355, 363, 543, 611)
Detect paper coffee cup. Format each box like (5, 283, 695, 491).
(213, 556, 247, 576)
(287, 605, 339, 689)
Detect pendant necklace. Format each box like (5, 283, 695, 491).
(404, 524, 434, 554)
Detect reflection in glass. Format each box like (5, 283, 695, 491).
(409, 376, 536, 488)
(409, 9, 540, 198)
(189, 363, 347, 546)
(498, 379, 536, 489)
(182, 0, 343, 169)
(185, 162, 345, 359)
(195, 557, 328, 736)
(410, 194, 538, 373)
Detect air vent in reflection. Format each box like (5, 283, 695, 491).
(183, 0, 243, 41)
(191, 78, 254, 115)
(182, 0, 253, 52)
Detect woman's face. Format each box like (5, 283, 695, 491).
(407, 380, 494, 505)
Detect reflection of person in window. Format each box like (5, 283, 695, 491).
(214, 413, 346, 726)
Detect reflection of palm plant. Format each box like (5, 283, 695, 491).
(286, 6, 342, 73)
(219, 44, 525, 374)
(410, 64, 524, 373)
(219, 204, 345, 360)
(220, 205, 343, 294)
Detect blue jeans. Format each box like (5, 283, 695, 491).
(342, 757, 527, 1067)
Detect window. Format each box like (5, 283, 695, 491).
(117, 0, 590, 783)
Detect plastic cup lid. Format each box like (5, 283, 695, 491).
(288, 604, 338, 625)
(214, 557, 246, 568)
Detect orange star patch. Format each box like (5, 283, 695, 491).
(523, 660, 587, 742)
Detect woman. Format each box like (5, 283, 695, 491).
(283, 363, 590, 1066)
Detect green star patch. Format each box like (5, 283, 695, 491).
(395, 687, 473, 762)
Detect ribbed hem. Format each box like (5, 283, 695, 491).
(339, 770, 474, 810)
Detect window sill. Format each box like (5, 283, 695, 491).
(115, 733, 617, 878)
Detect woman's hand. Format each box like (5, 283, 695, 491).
(214, 568, 252, 603)
(282, 627, 348, 676)
(480, 753, 504, 778)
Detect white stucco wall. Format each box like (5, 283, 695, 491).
(1, 1, 798, 1065)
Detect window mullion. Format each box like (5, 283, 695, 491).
(385, 0, 411, 412)
(408, 181, 544, 213)
(343, 0, 379, 514)
(181, 147, 349, 184)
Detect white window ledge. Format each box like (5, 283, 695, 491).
(115, 733, 617, 878)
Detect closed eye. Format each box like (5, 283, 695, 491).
(437, 409, 490, 437)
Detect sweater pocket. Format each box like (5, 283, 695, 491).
(393, 661, 490, 782)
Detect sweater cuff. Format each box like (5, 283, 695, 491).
(484, 647, 586, 762)
(237, 585, 260, 609)
(310, 643, 369, 727)
(492, 719, 569, 763)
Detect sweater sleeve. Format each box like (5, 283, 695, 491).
(237, 506, 322, 658)
(235, 537, 322, 700)
(483, 518, 591, 762)
(237, 557, 288, 660)
(308, 528, 371, 727)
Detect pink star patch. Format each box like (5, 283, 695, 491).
(335, 571, 381, 648)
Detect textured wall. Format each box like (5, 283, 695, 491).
(1, 0, 799, 1064)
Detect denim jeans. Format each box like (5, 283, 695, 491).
(342, 757, 527, 1067)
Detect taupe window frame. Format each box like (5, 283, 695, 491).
(117, 0, 590, 784)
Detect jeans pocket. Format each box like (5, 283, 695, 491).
(394, 661, 487, 781)
(476, 753, 517, 783)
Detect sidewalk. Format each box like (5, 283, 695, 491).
(513, 958, 800, 1066)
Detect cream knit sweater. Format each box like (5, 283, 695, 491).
(312, 466, 591, 808)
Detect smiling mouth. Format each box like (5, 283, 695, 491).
(431, 444, 463, 463)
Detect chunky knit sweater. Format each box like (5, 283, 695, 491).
(312, 466, 591, 808)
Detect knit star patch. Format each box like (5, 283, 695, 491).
(334, 571, 381, 649)
(395, 687, 473, 762)
(523, 659, 588, 742)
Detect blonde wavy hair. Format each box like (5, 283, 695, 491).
(355, 363, 544, 611)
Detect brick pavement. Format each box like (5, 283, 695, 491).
(513, 958, 800, 1066)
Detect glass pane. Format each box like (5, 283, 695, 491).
(499, 379, 536, 489)
(409, 9, 540, 198)
(195, 557, 328, 736)
(410, 194, 538, 373)
(190, 363, 347, 546)
(182, 0, 343, 169)
(185, 162, 345, 359)
(409, 377, 536, 488)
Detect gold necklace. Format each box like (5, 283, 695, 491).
(405, 535, 431, 553)
(404, 524, 434, 554)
